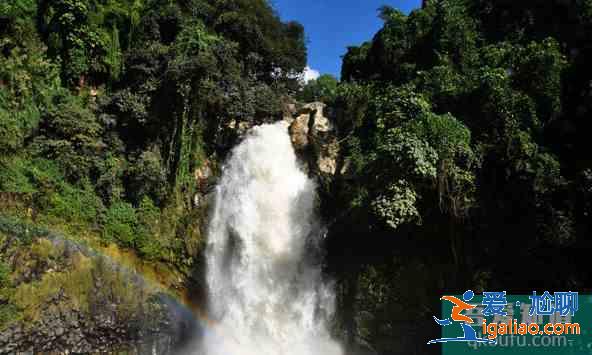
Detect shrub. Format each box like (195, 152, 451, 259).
(0, 261, 11, 290)
(136, 196, 163, 260)
(127, 148, 168, 205)
(0, 107, 23, 154)
(103, 201, 137, 247)
(32, 94, 104, 181)
(46, 180, 105, 226)
(0, 157, 36, 194)
(0, 260, 18, 329)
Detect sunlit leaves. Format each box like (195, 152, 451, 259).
(372, 180, 420, 229)
(298, 74, 339, 103)
(376, 129, 438, 180)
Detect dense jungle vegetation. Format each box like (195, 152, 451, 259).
(1, 0, 592, 354)
(0, 0, 306, 335)
(318, 0, 592, 353)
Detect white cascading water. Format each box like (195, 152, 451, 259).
(202, 122, 342, 355)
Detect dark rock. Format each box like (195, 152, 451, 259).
(0, 285, 195, 354)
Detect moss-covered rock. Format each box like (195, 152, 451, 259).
(0, 217, 197, 354)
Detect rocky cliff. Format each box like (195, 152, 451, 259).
(0, 217, 198, 354)
(0, 101, 343, 355)
(284, 102, 341, 178)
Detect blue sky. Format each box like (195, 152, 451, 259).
(272, 0, 422, 79)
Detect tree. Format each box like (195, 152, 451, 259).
(298, 74, 338, 103)
(32, 94, 104, 180)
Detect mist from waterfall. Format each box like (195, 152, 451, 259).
(202, 122, 342, 355)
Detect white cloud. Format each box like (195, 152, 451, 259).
(302, 66, 320, 83)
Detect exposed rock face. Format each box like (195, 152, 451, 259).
(288, 113, 310, 149)
(218, 101, 341, 178)
(0, 296, 176, 354)
(194, 159, 215, 208)
(285, 102, 340, 176)
(0, 219, 199, 355)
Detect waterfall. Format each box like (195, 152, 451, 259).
(202, 122, 342, 355)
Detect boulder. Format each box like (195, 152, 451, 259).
(289, 113, 310, 150)
(286, 102, 340, 176)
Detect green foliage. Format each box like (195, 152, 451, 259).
(372, 85, 431, 129)
(127, 148, 167, 205)
(415, 56, 467, 102)
(0, 0, 38, 45)
(372, 180, 421, 229)
(102, 196, 166, 259)
(478, 39, 566, 123)
(429, 0, 480, 73)
(0, 261, 11, 290)
(103, 201, 137, 247)
(0, 1, 590, 352)
(408, 112, 471, 161)
(0, 157, 107, 228)
(96, 153, 126, 204)
(37, 0, 136, 85)
(298, 74, 339, 103)
(174, 20, 219, 58)
(39, 0, 94, 85)
(376, 129, 438, 180)
(331, 0, 586, 306)
(0, 32, 61, 155)
(209, 0, 306, 81)
(336, 81, 477, 229)
(407, 112, 476, 215)
(0, 1, 308, 311)
(32, 94, 104, 180)
(341, 42, 371, 81)
(0, 0, 36, 18)
(511, 39, 566, 121)
(0, 216, 51, 246)
(0, 157, 55, 194)
(46, 180, 105, 226)
(135, 196, 164, 260)
(0, 260, 18, 329)
(0, 0, 308, 266)
(0, 108, 23, 154)
(329, 4, 590, 351)
(0, 39, 59, 110)
(582, 0, 592, 22)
